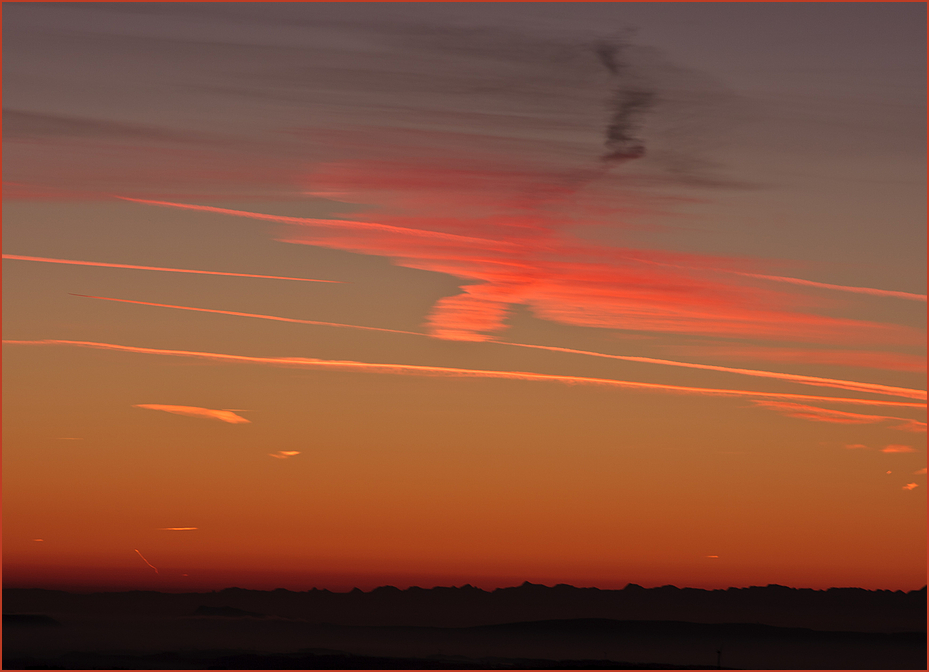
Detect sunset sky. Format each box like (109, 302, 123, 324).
(2, 2, 925, 593)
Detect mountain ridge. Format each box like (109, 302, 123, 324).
(5, 583, 925, 632)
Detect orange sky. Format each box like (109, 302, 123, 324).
(2, 3, 925, 592)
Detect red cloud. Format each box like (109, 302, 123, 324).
(751, 401, 922, 428)
(882, 445, 916, 454)
(133, 404, 250, 425)
(119, 174, 925, 348)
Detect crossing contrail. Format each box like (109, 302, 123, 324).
(73, 293, 927, 402)
(4, 338, 925, 410)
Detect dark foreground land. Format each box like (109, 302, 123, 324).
(4, 583, 926, 669)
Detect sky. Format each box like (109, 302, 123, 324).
(2, 2, 926, 593)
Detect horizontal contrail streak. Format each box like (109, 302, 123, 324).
(4, 339, 925, 409)
(116, 197, 512, 248)
(632, 257, 927, 302)
(115, 199, 923, 301)
(71, 294, 422, 337)
(75, 294, 927, 402)
(493, 342, 927, 401)
(729, 270, 927, 302)
(156, 527, 198, 531)
(2, 254, 341, 284)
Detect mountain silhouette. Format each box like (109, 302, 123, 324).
(4, 583, 925, 669)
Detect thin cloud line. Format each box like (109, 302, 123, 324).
(115, 197, 926, 301)
(134, 549, 158, 574)
(2, 254, 341, 284)
(115, 196, 514, 248)
(493, 341, 927, 401)
(156, 527, 198, 531)
(70, 294, 422, 337)
(4, 338, 925, 409)
(728, 270, 927, 302)
(74, 293, 927, 402)
(632, 257, 926, 302)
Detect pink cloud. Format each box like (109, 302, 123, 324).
(882, 445, 916, 454)
(133, 404, 250, 424)
(118, 165, 925, 349)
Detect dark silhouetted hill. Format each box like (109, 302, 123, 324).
(4, 583, 925, 631)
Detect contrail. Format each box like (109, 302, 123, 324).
(115, 197, 514, 248)
(4, 339, 925, 410)
(73, 294, 927, 402)
(134, 549, 159, 574)
(70, 294, 422, 337)
(2, 254, 341, 284)
(631, 257, 927, 302)
(493, 341, 927, 401)
(156, 527, 198, 531)
(112, 201, 923, 301)
(727, 270, 927, 302)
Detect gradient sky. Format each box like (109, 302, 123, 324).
(2, 2, 926, 593)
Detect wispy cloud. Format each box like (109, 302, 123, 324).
(270, 451, 300, 459)
(723, 270, 926, 302)
(844, 444, 870, 450)
(914, 468, 927, 475)
(156, 527, 198, 531)
(6, 339, 925, 410)
(133, 404, 251, 424)
(115, 197, 510, 247)
(892, 419, 928, 433)
(882, 445, 915, 453)
(119, 196, 924, 348)
(665, 345, 927, 374)
(751, 401, 923, 429)
(902, 483, 918, 490)
(76, 294, 927, 402)
(3, 109, 219, 145)
(3, 254, 340, 284)
(639, 257, 928, 301)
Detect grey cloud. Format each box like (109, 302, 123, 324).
(2, 109, 221, 145)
